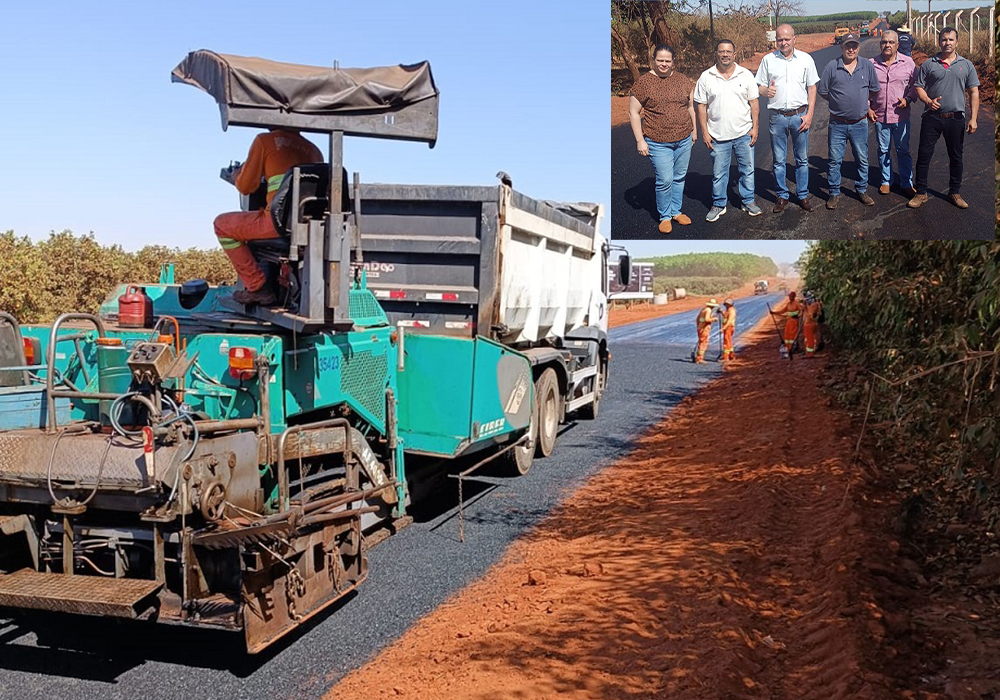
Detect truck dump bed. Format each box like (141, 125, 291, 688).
(358, 184, 604, 345)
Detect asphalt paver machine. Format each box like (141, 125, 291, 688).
(0, 51, 619, 652)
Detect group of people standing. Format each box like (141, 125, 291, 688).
(694, 290, 824, 364)
(628, 24, 980, 232)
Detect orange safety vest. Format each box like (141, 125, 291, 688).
(722, 306, 736, 329)
(697, 306, 716, 328)
(236, 130, 324, 208)
(804, 301, 823, 324)
(775, 299, 802, 318)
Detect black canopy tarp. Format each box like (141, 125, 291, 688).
(172, 50, 438, 143)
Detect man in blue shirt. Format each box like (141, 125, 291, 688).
(818, 33, 880, 209)
(896, 24, 915, 57)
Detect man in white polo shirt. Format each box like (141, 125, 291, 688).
(694, 39, 760, 223)
(755, 23, 819, 213)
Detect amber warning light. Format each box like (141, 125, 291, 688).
(22, 337, 40, 366)
(228, 347, 257, 380)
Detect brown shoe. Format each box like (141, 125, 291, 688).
(233, 286, 277, 306)
(672, 213, 692, 225)
(825, 194, 841, 210)
(799, 196, 815, 212)
(907, 193, 928, 209)
(858, 191, 875, 206)
(658, 219, 672, 234)
(948, 193, 969, 209)
(879, 184, 890, 195)
(772, 198, 788, 213)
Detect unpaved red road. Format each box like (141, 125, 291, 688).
(328, 323, 904, 699)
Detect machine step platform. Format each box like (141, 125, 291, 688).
(0, 568, 162, 618)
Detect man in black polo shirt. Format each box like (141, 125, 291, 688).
(908, 26, 980, 209)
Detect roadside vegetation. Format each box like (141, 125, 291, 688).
(802, 241, 999, 484)
(638, 252, 777, 296)
(802, 242, 1000, 636)
(0, 230, 233, 323)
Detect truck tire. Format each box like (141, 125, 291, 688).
(500, 405, 536, 476)
(535, 369, 560, 458)
(578, 360, 606, 420)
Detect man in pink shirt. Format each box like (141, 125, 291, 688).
(866, 31, 918, 199)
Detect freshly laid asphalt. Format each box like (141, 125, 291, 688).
(612, 39, 995, 239)
(0, 295, 780, 700)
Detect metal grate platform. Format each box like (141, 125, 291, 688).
(0, 568, 162, 618)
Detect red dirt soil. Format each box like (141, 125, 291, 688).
(328, 323, 907, 699)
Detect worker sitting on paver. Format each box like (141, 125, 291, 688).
(802, 293, 825, 358)
(694, 298, 720, 363)
(215, 128, 323, 306)
(721, 298, 737, 361)
(770, 291, 802, 355)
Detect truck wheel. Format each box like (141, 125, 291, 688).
(535, 369, 560, 458)
(500, 405, 536, 476)
(579, 361, 606, 420)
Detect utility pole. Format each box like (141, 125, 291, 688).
(708, 0, 715, 47)
(907, 0, 912, 28)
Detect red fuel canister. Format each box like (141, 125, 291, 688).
(118, 285, 153, 328)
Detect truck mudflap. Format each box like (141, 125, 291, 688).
(0, 568, 162, 618)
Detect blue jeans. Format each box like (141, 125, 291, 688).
(874, 120, 912, 188)
(646, 135, 693, 220)
(827, 120, 870, 196)
(768, 112, 810, 200)
(709, 132, 755, 208)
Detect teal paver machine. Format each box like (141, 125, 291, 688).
(0, 51, 622, 652)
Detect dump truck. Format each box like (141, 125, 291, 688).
(754, 280, 769, 295)
(0, 51, 628, 653)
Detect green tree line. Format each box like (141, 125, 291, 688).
(640, 252, 777, 280)
(801, 241, 1000, 518)
(777, 12, 877, 23)
(0, 230, 234, 323)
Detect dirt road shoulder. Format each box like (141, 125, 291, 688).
(328, 323, 898, 699)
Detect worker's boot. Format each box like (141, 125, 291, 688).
(233, 286, 277, 306)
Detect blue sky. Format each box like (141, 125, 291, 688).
(625, 240, 810, 270)
(0, 0, 608, 250)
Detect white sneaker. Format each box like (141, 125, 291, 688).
(706, 206, 727, 222)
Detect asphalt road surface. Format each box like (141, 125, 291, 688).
(612, 40, 994, 239)
(0, 295, 779, 700)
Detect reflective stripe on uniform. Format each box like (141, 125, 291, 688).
(217, 236, 244, 251)
(267, 174, 284, 193)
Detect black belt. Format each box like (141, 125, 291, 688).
(831, 114, 866, 124)
(774, 105, 807, 117)
(932, 111, 964, 119)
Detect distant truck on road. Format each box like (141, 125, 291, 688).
(754, 280, 769, 295)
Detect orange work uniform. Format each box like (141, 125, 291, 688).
(803, 300, 824, 357)
(772, 298, 802, 350)
(695, 306, 717, 362)
(721, 305, 736, 360)
(214, 130, 323, 292)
